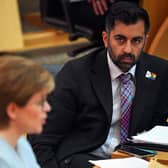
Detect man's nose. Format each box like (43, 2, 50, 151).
(123, 41, 132, 53)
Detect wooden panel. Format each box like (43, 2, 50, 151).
(148, 17, 168, 60)
(0, 0, 24, 51)
(141, 0, 168, 50)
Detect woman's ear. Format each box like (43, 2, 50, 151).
(102, 31, 108, 48)
(6, 103, 18, 120)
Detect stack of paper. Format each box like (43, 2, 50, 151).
(132, 126, 168, 145)
(89, 157, 149, 168)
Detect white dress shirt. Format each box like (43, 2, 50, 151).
(91, 52, 136, 158)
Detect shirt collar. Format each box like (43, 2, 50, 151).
(107, 51, 136, 80)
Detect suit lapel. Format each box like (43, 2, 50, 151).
(129, 59, 147, 134)
(129, 53, 158, 135)
(90, 50, 112, 123)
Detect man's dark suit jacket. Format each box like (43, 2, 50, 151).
(28, 49, 168, 168)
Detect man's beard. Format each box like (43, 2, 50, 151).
(113, 53, 136, 72)
(108, 47, 140, 72)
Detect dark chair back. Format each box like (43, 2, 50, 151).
(40, 0, 105, 56)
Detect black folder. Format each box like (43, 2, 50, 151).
(124, 141, 168, 152)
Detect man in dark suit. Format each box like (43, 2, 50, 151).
(28, 1, 168, 168)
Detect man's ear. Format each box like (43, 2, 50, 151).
(102, 31, 108, 48)
(144, 34, 149, 50)
(6, 103, 18, 120)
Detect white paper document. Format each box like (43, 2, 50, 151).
(132, 126, 168, 145)
(89, 157, 149, 168)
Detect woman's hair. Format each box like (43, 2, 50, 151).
(105, 1, 150, 34)
(0, 55, 55, 128)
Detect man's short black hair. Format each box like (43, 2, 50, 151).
(105, 1, 150, 34)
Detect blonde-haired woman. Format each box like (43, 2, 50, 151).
(0, 56, 55, 168)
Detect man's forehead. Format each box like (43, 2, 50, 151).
(110, 20, 145, 36)
(113, 19, 145, 27)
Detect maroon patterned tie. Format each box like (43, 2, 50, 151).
(118, 73, 133, 143)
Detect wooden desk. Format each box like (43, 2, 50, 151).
(149, 151, 168, 168)
(93, 151, 168, 168)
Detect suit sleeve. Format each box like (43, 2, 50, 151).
(152, 61, 168, 126)
(153, 77, 168, 126)
(28, 61, 79, 168)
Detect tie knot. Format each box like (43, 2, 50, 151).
(118, 73, 132, 84)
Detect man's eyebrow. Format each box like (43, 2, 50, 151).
(114, 34, 144, 39)
(133, 36, 144, 39)
(114, 34, 126, 38)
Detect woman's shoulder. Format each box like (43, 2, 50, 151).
(18, 136, 40, 168)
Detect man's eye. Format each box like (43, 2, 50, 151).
(132, 38, 143, 45)
(115, 37, 125, 44)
